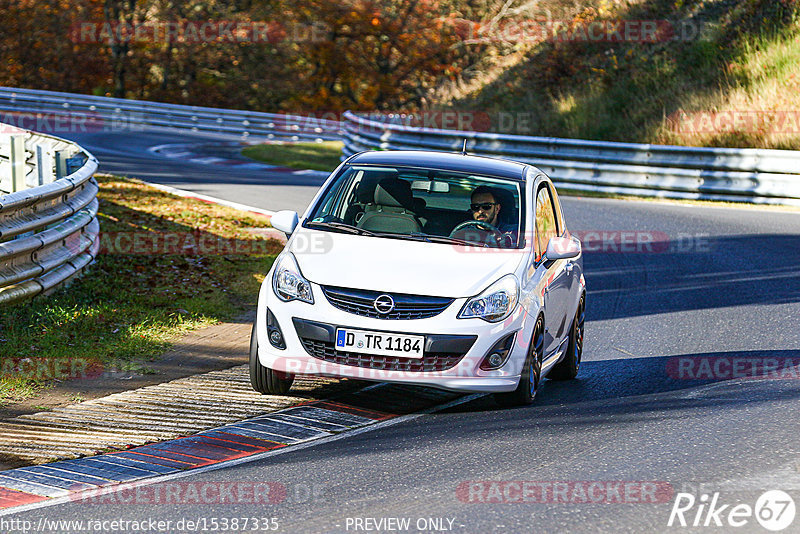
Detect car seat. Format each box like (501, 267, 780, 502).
(493, 187, 519, 229)
(357, 178, 422, 234)
(344, 173, 383, 225)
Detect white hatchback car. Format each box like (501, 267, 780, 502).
(251, 150, 585, 406)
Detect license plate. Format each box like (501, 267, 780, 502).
(335, 328, 425, 359)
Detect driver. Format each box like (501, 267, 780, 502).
(470, 186, 517, 243)
(471, 186, 502, 227)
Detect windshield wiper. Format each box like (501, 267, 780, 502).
(305, 221, 376, 236)
(305, 225, 487, 247)
(378, 232, 488, 247)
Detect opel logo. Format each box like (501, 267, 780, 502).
(373, 294, 395, 314)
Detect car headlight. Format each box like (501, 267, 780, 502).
(272, 253, 314, 304)
(458, 274, 519, 322)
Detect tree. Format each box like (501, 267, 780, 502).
(283, 0, 468, 111)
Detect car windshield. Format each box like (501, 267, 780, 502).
(305, 165, 525, 249)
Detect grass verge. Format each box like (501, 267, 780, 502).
(242, 141, 343, 171)
(453, 0, 800, 150)
(0, 175, 283, 405)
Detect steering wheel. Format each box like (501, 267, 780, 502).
(449, 220, 505, 244)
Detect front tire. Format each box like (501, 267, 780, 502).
(249, 323, 294, 395)
(549, 294, 585, 381)
(495, 317, 543, 407)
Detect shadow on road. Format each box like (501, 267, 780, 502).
(433, 349, 800, 420)
(585, 233, 800, 321)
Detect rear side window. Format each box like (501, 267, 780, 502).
(534, 185, 558, 261)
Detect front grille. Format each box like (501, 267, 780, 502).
(300, 339, 466, 372)
(322, 286, 454, 320)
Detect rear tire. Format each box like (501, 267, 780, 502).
(249, 323, 294, 395)
(549, 295, 585, 381)
(494, 317, 543, 407)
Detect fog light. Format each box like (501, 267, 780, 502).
(269, 330, 283, 346)
(266, 308, 286, 350)
(487, 352, 504, 368)
(479, 332, 517, 370)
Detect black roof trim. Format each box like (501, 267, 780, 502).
(346, 150, 528, 181)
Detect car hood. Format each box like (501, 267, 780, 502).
(289, 228, 526, 298)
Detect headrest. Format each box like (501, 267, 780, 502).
(354, 172, 388, 204)
(374, 178, 414, 209)
(356, 181, 377, 203)
(492, 187, 518, 224)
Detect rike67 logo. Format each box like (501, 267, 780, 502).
(668, 490, 796, 531)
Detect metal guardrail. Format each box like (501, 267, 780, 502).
(3, 89, 797, 205)
(342, 111, 800, 206)
(0, 87, 342, 142)
(0, 125, 99, 305)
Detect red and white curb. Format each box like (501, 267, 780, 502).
(0, 387, 481, 515)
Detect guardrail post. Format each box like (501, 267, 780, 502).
(35, 144, 44, 186)
(54, 150, 68, 180)
(10, 134, 26, 192)
(35, 143, 56, 185)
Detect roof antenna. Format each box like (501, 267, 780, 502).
(461, 139, 468, 155)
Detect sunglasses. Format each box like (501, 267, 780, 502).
(470, 202, 497, 212)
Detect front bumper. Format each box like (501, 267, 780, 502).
(256, 279, 533, 393)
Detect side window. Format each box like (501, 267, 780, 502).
(549, 184, 566, 236)
(534, 185, 558, 261)
(317, 169, 354, 218)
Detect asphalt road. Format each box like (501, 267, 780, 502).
(9, 129, 800, 533)
(52, 128, 326, 213)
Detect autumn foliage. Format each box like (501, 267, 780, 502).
(0, 0, 497, 112)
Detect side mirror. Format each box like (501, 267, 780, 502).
(545, 236, 580, 261)
(270, 210, 299, 236)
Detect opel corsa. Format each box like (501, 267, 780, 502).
(251, 150, 585, 406)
